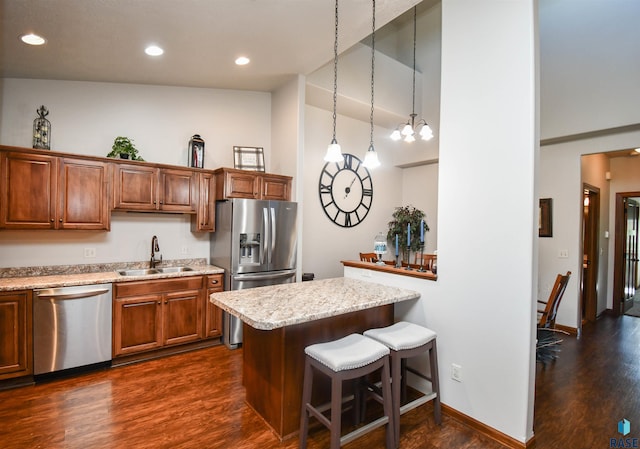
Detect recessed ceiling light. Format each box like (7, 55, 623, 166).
(235, 56, 250, 66)
(145, 45, 164, 56)
(634, 148, 640, 153)
(20, 33, 46, 46)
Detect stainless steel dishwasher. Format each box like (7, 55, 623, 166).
(33, 283, 113, 376)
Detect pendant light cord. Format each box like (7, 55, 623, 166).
(369, 0, 375, 147)
(332, 0, 339, 142)
(411, 5, 417, 121)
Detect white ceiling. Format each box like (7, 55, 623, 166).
(1, 0, 423, 92)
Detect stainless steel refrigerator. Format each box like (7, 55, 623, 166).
(210, 198, 297, 348)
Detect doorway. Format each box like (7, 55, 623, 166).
(581, 185, 599, 323)
(613, 192, 640, 316)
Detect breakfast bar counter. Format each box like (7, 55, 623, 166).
(209, 277, 420, 439)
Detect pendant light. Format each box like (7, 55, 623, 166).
(390, 6, 434, 143)
(324, 0, 343, 162)
(363, 0, 380, 169)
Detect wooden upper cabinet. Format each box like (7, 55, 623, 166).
(160, 168, 197, 213)
(262, 174, 291, 201)
(191, 172, 216, 232)
(0, 151, 109, 230)
(113, 164, 196, 213)
(214, 168, 291, 201)
(59, 158, 110, 230)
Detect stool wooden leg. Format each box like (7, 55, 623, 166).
(380, 357, 396, 449)
(330, 375, 343, 449)
(299, 359, 313, 449)
(390, 351, 402, 448)
(429, 340, 442, 425)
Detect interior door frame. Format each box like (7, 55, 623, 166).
(613, 191, 640, 316)
(581, 184, 600, 323)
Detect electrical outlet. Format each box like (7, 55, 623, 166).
(84, 247, 96, 258)
(181, 245, 188, 255)
(451, 363, 462, 382)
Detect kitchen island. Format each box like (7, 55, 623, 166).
(209, 277, 420, 440)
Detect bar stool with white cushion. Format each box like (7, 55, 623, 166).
(364, 321, 441, 445)
(299, 333, 395, 449)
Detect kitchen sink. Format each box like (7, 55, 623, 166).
(157, 266, 194, 273)
(117, 268, 160, 276)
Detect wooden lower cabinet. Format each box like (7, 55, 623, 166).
(0, 290, 32, 380)
(204, 274, 224, 338)
(113, 277, 205, 357)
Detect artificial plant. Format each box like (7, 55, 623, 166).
(106, 136, 144, 161)
(386, 205, 428, 261)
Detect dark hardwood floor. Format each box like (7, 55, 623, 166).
(1, 314, 638, 448)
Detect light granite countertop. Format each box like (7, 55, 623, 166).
(209, 277, 420, 330)
(0, 259, 224, 291)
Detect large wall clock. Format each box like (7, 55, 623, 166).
(318, 153, 373, 227)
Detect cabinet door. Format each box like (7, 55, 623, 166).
(0, 291, 32, 380)
(59, 158, 110, 230)
(221, 171, 259, 199)
(191, 172, 215, 232)
(159, 168, 196, 213)
(205, 274, 224, 338)
(113, 294, 163, 356)
(261, 175, 291, 201)
(112, 164, 158, 211)
(163, 289, 202, 346)
(0, 152, 57, 229)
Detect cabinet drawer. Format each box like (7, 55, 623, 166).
(205, 274, 223, 291)
(116, 276, 203, 298)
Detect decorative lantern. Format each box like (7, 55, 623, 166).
(33, 105, 51, 150)
(188, 134, 205, 168)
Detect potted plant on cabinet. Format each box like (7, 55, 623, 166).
(386, 205, 428, 264)
(106, 136, 144, 161)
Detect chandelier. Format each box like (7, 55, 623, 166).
(390, 6, 434, 143)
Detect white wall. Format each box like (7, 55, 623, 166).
(437, 0, 537, 443)
(539, 0, 640, 139)
(0, 78, 271, 268)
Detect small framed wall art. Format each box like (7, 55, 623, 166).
(233, 146, 265, 172)
(539, 198, 552, 237)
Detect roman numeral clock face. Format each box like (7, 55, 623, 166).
(318, 153, 373, 227)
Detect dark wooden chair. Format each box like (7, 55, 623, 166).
(414, 253, 437, 272)
(359, 252, 378, 263)
(537, 271, 571, 328)
(536, 271, 571, 363)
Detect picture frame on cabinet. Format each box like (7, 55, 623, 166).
(539, 198, 552, 237)
(233, 146, 265, 172)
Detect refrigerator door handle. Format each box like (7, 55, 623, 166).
(232, 269, 296, 282)
(270, 206, 276, 264)
(261, 207, 269, 265)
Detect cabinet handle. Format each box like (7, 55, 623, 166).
(59, 218, 63, 222)
(164, 300, 168, 304)
(157, 301, 161, 305)
(210, 280, 218, 285)
(50, 218, 54, 222)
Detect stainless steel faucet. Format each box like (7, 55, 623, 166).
(150, 235, 162, 268)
